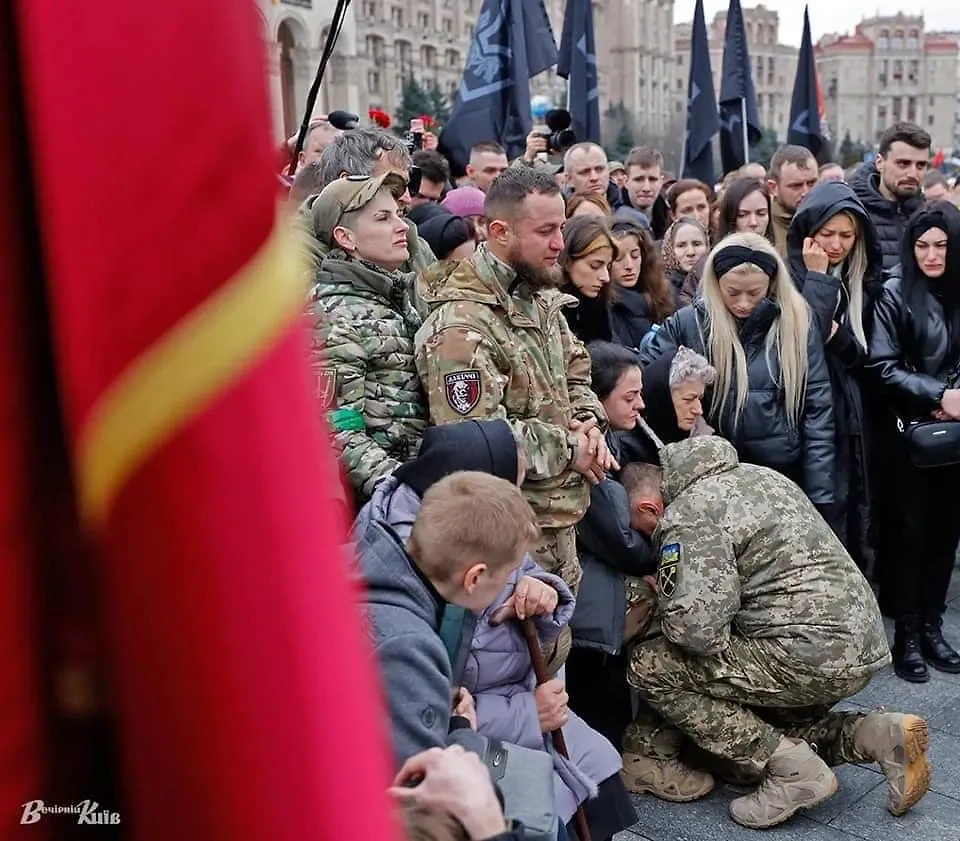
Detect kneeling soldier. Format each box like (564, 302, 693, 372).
(624, 436, 930, 829)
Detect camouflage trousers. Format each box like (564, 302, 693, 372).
(626, 635, 873, 776)
(531, 526, 580, 593)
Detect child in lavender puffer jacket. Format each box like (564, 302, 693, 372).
(462, 568, 638, 841)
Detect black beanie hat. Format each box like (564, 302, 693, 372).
(417, 213, 475, 260)
(394, 420, 518, 498)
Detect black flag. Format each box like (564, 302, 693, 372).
(439, 0, 558, 170)
(718, 0, 762, 173)
(787, 7, 825, 159)
(557, 0, 600, 144)
(681, 0, 720, 186)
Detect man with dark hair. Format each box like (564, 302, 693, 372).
(415, 167, 613, 591)
(622, 146, 670, 239)
(666, 179, 712, 230)
(766, 145, 818, 257)
(922, 170, 949, 202)
(850, 121, 930, 268)
(466, 142, 509, 193)
(411, 150, 451, 208)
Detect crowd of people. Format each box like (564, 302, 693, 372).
(288, 113, 960, 839)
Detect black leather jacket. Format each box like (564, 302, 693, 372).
(867, 275, 957, 420)
(639, 299, 836, 503)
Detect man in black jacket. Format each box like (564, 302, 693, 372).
(849, 122, 930, 269)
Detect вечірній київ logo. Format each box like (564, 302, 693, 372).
(20, 800, 121, 825)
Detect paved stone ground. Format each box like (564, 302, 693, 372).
(614, 574, 960, 841)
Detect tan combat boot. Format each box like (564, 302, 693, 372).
(620, 752, 715, 802)
(853, 712, 931, 816)
(729, 737, 837, 829)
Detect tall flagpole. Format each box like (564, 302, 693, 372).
(740, 97, 749, 166)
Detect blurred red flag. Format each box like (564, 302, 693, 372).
(9, 0, 401, 839)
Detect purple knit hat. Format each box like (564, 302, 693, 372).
(441, 187, 486, 219)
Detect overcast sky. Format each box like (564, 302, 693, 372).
(672, 1, 960, 47)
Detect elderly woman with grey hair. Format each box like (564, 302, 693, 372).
(619, 344, 717, 467)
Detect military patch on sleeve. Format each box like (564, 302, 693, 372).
(316, 368, 338, 410)
(443, 370, 482, 416)
(658, 542, 681, 599)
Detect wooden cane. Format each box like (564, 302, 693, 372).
(520, 618, 592, 841)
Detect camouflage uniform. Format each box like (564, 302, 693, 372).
(414, 244, 605, 590)
(626, 436, 891, 776)
(309, 252, 427, 503)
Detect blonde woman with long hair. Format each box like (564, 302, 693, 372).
(786, 180, 884, 573)
(639, 232, 836, 511)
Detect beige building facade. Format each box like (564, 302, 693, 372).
(673, 3, 796, 141)
(354, 0, 481, 117)
(818, 14, 958, 150)
(258, 0, 362, 141)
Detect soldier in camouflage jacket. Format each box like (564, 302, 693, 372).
(308, 173, 428, 505)
(622, 436, 930, 828)
(415, 242, 606, 591)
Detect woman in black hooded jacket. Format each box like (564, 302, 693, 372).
(867, 201, 960, 683)
(786, 179, 885, 570)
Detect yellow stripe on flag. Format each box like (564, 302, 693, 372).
(77, 223, 306, 528)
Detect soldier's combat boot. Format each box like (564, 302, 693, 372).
(620, 752, 715, 802)
(853, 712, 931, 816)
(729, 737, 837, 829)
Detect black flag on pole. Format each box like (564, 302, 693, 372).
(787, 7, 825, 159)
(557, 0, 601, 144)
(681, 0, 720, 186)
(439, 0, 558, 170)
(718, 0, 762, 173)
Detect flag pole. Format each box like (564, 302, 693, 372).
(740, 97, 749, 166)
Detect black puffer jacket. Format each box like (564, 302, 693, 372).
(609, 287, 656, 351)
(639, 299, 836, 503)
(849, 165, 922, 270)
(786, 181, 884, 562)
(868, 275, 956, 421)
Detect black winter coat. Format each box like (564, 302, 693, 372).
(572, 437, 658, 655)
(849, 165, 922, 270)
(638, 299, 836, 504)
(786, 180, 884, 563)
(561, 284, 616, 345)
(868, 275, 957, 421)
(609, 287, 656, 351)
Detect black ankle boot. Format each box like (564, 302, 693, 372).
(893, 617, 929, 683)
(921, 614, 960, 674)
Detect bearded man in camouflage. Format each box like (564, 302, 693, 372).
(414, 167, 615, 591)
(621, 435, 930, 829)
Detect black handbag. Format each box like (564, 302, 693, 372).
(897, 337, 960, 469)
(898, 416, 960, 468)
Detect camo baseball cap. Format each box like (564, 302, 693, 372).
(310, 172, 407, 247)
